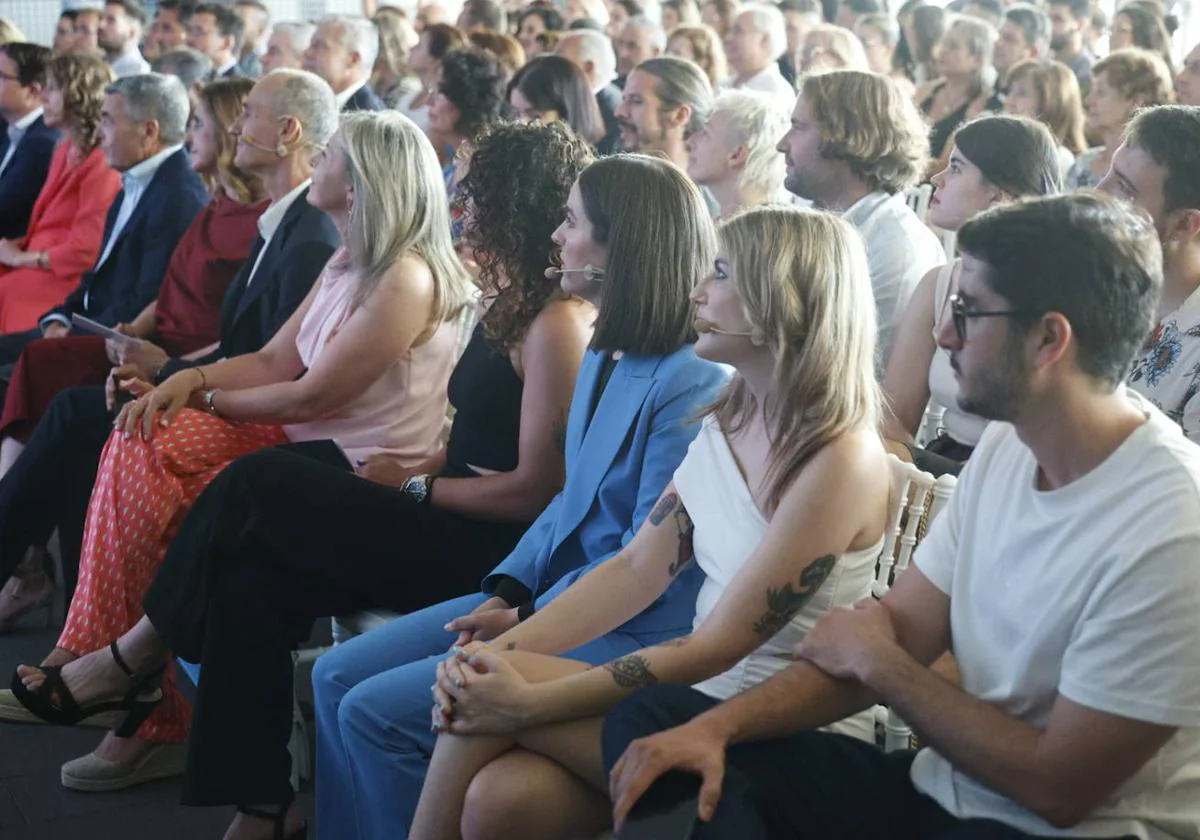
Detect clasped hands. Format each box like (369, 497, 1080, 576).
(608, 598, 901, 830)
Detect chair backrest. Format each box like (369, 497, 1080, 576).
(917, 401, 946, 448)
(872, 454, 957, 597)
(905, 183, 933, 223)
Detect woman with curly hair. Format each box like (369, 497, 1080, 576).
(0, 53, 120, 332)
(15, 118, 597, 836)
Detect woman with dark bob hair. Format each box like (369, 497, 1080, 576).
(508, 54, 604, 146)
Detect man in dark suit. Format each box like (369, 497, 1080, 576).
(187, 2, 247, 80)
(555, 30, 622, 154)
(0, 43, 58, 241)
(0, 68, 341, 680)
(304, 14, 385, 112)
(0, 72, 206, 375)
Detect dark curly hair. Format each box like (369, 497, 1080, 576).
(460, 120, 595, 349)
(437, 46, 507, 139)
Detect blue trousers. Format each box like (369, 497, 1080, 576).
(312, 594, 660, 840)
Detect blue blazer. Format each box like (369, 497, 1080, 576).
(0, 115, 59, 239)
(343, 84, 385, 112)
(42, 147, 208, 329)
(484, 345, 729, 642)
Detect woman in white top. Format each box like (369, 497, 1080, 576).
(408, 205, 891, 840)
(882, 114, 1061, 473)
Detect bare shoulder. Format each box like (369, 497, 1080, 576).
(522, 297, 595, 356)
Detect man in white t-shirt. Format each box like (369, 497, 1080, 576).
(604, 192, 1200, 840)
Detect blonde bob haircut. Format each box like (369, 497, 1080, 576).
(578, 154, 717, 356)
(710, 205, 880, 512)
(338, 110, 473, 324)
(799, 70, 929, 194)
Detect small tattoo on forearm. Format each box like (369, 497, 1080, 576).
(604, 654, 658, 689)
(505, 642, 517, 650)
(752, 554, 837, 641)
(649, 492, 680, 527)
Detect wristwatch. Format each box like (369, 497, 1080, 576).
(400, 473, 435, 505)
(201, 389, 220, 416)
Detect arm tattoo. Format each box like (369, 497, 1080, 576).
(504, 642, 517, 650)
(604, 654, 658, 689)
(751, 554, 837, 642)
(668, 506, 695, 578)
(649, 492, 680, 526)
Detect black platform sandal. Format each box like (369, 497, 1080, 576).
(237, 803, 308, 840)
(9, 640, 165, 738)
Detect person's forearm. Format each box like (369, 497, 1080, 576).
(129, 303, 157, 338)
(490, 553, 661, 656)
(432, 469, 561, 524)
(195, 352, 289, 393)
(863, 647, 1071, 824)
(210, 378, 331, 425)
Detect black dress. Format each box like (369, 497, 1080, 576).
(142, 321, 531, 806)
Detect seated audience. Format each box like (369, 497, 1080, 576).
(614, 17, 666, 86)
(308, 153, 728, 838)
(429, 46, 506, 189)
(1178, 42, 1200, 107)
(304, 15, 385, 112)
(144, 0, 193, 62)
(564, 0, 609, 29)
(724, 4, 795, 108)
(0, 54, 119, 334)
(777, 70, 943, 364)
(151, 46, 213, 94)
(72, 9, 101, 57)
(835, 0, 881, 29)
(776, 0, 822, 85)
(0, 44, 59, 242)
(1048, 0, 1094, 95)
(904, 4, 946, 86)
(234, 0, 269, 77)
(0, 73, 208, 370)
(1066, 47, 1174, 189)
(517, 7, 565, 58)
(457, 0, 508, 33)
(468, 31, 528, 85)
(397, 24, 467, 133)
(99, 0, 150, 77)
(261, 21, 314, 75)
(686, 89, 789, 217)
(1109, 2, 1174, 75)
(1103, 105, 1200, 436)
(11, 110, 474, 805)
(0, 69, 339, 636)
(1003, 57, 1087, 175)
(372, 6, 421, 109)
(16, 118, 596, 835)
(555, 29, 623, 153)
(918, 14, 1001, 175)
(54, 11, 79, 54)
(991, 3, 1048, 91)
(666, 25, 729, 89)
(186, 3, 244, 79)
(663, 0, 702, 31)
(616, 57, 713, 174)
(882, 114, 1061, 473)
(411, 204, 890, 840)
(855, 14, 903, 78)
(508, 55, 604, 148)
(702, 0, 740, 40)
(800, 23, 869, 74)
(604, 191, 1200, 840)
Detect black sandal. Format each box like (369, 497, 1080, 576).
(237, 802, 308, 840)
(9, 640, 165, 738)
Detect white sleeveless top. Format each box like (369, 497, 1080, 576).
(928, 259, 988, 447)
(678, 416, 882, 742)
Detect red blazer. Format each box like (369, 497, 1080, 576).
(19, 141, 121, 284)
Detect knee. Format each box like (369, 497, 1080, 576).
(460, 763, 530, 840)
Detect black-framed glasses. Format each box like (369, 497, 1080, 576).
(947, 293, 1033, 343)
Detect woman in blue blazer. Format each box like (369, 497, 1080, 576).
(311, 154, 728, 839)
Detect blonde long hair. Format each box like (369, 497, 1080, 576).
(339, 111, 472, 325)
(709, 206, 880, 512)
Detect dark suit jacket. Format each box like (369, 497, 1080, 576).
(42, 147, 208, 329)
(595, 84, 622, 156)
(343, 83, 386, 112)
(157, 188, 340, 381)
(0, 115, 60, 239)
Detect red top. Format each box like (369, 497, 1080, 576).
(154, 191, 269, 356)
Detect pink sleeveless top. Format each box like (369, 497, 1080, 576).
(283, 249, 462, 463)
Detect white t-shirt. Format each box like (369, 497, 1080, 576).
(911, 390, 1200, 839)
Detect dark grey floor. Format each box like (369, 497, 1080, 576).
(0, 608, 318, 840)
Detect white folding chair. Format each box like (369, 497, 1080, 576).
(872, 455, 957, 751)
(904, 183, 934, 223)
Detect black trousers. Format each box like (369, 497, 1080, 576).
(602, 685, 1136, 840)
(0, 384, 110, 600)
(141, 443, 530, 806)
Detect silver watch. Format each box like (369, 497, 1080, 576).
(400, 473, 433, 505)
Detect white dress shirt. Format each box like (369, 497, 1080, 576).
(0, 107, 45, 179)
(730, 64, 797, 110)
(109, 48, 150, 78)
(244, 179, 311, 288)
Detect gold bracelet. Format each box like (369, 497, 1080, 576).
(194, 367, 207, 390)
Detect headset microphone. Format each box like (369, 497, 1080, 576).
(544, 264, 604, 282)
(694, 318, 753, 337)
(240, 133, 287, 157)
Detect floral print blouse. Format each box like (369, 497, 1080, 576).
(1128, 287, 1200, 438)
